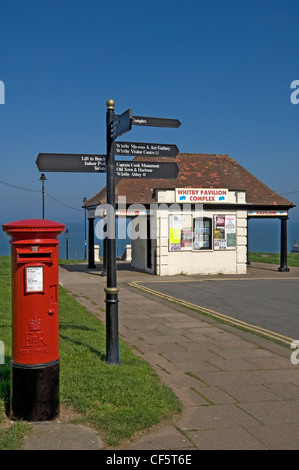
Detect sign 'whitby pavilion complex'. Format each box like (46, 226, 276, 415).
(83, 152, 294, 276)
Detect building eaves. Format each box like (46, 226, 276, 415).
(83, 153, 294, 209)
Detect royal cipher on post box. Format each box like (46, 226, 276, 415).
(2, 218, 65, 421)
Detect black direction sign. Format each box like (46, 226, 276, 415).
(115, 160, 179, 179)
(112, 141, 179, 158)
(110, 109, 133, 140)
(36, 153, 106, 173)
(115, 115, 181, 128)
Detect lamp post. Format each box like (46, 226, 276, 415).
(65, 229, 70, 260)
(39, 173, 47, 219)
(83, 197, 87, 261)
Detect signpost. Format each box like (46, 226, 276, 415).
(36, 153, 106, 172)
(104, 100, 181, 364)
(35, 98, 181, 366)
(112, 141, 179, 158)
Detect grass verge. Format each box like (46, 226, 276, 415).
(0, 256, 181, 449)
(248, 252, 299, 266)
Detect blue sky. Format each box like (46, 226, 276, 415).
(0, 0, 299, 226)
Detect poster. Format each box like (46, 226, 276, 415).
(181, 229, 193, 248)
(225, 216, 236, 248)
(169, 214, 192, 251)
(213, 215, 236, 250)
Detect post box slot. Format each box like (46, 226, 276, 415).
(18, 253, 52, 259)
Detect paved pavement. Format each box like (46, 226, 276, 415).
(22, 262, 299, 450)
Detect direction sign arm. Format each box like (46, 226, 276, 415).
(36, 153, 106, 172)
(111, 141, 179, 158)
(110, 109, 133, 140)
(114, 115, 181, 128)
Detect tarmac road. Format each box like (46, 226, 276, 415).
(135, 278, 299, 344)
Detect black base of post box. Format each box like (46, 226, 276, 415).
(10, 359, 60, 421)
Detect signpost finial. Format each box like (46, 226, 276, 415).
(106, 99, 115, 110)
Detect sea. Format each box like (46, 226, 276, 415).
(0, 218, 299, 260)
(0, 219, 132, 260)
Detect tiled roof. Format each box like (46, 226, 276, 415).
(84, 153, 294, 208)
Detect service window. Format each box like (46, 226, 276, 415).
(193, 217, 212, 250)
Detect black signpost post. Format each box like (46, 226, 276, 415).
(104, 100, 129, 365)
(35, 99, 181, 366)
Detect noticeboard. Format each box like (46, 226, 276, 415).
(169, 214, 192, 251)
(168, 214, 237, 252)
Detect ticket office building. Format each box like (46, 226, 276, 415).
(84, 153, 294, 276)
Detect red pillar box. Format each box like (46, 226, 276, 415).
(2, 218, 65, 421)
